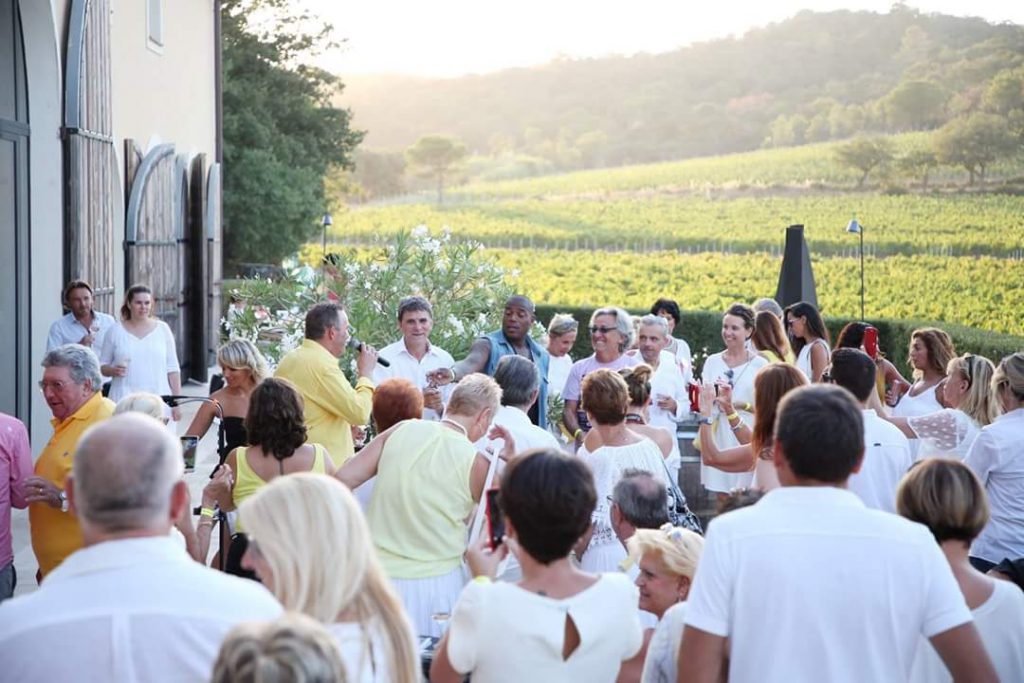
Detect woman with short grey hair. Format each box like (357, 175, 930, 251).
(562, 307, 639, 449)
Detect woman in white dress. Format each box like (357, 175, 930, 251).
(576, 369, 669, 574)
(882, 354, 1000, 460)
(698, 303, 769, 494)
(431, 448, 644, 683)
(784, 301, 830, 382)
(99, 284, 181, 422)
(897, 459, 1024, 683)
(545, 313, 578, 398)
(239, 473, 420, 683)
(697, 363, 807, 492)
(891, 327, 956, 458)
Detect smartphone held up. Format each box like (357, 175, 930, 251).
(485, 487, 505, 551)
(180, 435, 199, 472)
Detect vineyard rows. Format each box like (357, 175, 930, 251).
(335, 194, 1024, 258)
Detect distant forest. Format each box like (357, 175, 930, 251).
(340, 6, 1024, 186)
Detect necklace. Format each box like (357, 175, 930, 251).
(440, 418, 468, 437)
(624, 412, 645, 424)
(722, 350, 754, 388)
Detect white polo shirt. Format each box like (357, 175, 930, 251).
(847, 409, 913, 513)
(373, 338, 455, 421)
(964, 408, 1024, 564)
(684, 486, 972, 683)
(0, 536, 283, 682)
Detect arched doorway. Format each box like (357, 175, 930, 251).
(0, 0, 31, 419)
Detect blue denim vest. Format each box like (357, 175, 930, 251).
(483, 330, 550, 428)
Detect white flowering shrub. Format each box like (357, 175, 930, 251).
(226, 227, 517, 368)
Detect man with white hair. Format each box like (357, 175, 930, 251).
(24, 344, 115, 579)
(0, 414, 282, 681)
(634, 314, 689, 475)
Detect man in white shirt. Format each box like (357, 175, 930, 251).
(828, 347, 913, 513)
(634, 315, 688, 454)
(46, 280, 116, 355)
(650, 298, 692, 379)
(0, 413, 282, 681)
(374, 296, 454, 421)
(679, 384, 997, 683)
(477, 355, 561, 458)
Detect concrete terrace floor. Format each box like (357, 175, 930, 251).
(10, 374, 224, 597)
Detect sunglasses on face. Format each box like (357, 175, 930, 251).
(589, 325, 618, 335)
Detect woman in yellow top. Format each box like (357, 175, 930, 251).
(209, 378, 334, 572)
(750, 311, 795, 365)
(337, 373, 515, 637)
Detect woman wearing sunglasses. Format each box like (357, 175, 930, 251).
(697, 303, 768, 495)
(562, 307, 639, 450)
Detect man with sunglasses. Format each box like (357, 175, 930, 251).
(24, 344, 115, 580)
(428, 295, 551, 428)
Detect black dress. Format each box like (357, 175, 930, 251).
(220, 416, 248, 457)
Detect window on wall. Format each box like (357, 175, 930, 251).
(147, 0, 164, 52)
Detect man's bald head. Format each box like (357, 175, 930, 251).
(505, 295, 535, 314)
(72, 413, 183, 534)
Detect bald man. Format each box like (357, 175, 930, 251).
(428, 295, 551, 427)
(0, 414, 281, 681)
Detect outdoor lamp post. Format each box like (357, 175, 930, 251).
(846, 216, 865, 320)
(321, 213, 333, 277)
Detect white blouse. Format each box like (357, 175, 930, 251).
(328, 621, 405, 683)
(907, 408, 981, 460)
(446, 574, 644, 683)
(99, 321, 180, 403)
(795, 338, 830, 381)
(699, 352, 768, 493)
(579, 439, 669, 574)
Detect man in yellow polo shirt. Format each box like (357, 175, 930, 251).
(275, 302, 377, 465)
(23, 344, 115, 579)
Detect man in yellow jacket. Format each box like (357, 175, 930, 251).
(25, 344, 115, 579)
(275, 302, 377, 466)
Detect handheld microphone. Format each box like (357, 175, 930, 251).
(346, 337, 390, 366)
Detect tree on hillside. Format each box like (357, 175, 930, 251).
(896, 149, 938, 189)
(933, 113, 1015, 184)
(353, 150, 407, 198)
(406, 135, 468, 204)
(883, 80, 947, 130)
(221, 0, 363, 268)
(835, 136, 895, 188)
(982, 67, 1024, 116)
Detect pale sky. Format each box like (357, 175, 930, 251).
(297, 1, 1024, 78)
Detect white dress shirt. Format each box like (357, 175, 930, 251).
(964, 407, 1024, 563)
(374, 338, 455, 421)
(847, 409, 914, 513)
(647, 350, 687, 465)
(684, 487, 971, 683)
(0, 536, 283, 682)
(46, 310, 117, 359)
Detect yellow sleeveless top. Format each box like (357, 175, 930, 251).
(233, 443, 328, 528)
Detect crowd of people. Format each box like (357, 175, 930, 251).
(0, 279, 1022, 682)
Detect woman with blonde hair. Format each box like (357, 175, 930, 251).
(212, 613, 350, 683)
(964, 352, 1024, 572)
(896, 459, 1024, 682)
(337, 373, 511, 636)
(185, 338, 269, 457)
(891, 328, 955, 420)
(546, 313, 579, 397)
(620, 525, 703, 683)
(882, 354, 1000, 460)
(239, 474, 419, 683)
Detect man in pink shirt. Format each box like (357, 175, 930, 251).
(0, 412, 31, 601)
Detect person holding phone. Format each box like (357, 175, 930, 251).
(430, 448, 644, 683)
(834, 322, 907, 406)
(784, 301, 831, 383)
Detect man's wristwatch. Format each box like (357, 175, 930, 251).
(698, 416, 713, 426)
(58, 491, 69, 513)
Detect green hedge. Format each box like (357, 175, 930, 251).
(536, 304, 1024, 378)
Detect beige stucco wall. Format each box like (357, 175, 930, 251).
(109, 0, 217, 161)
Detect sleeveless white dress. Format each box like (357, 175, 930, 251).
(699, 352, 768, 492)
(892, 382, 944, 459)
(795, 338, 830, 381)
(579, 439, 668, 573)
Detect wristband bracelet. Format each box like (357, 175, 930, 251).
(573, 428, 583, 440)
(449, 367, 457, 383)
(472, 575, 493, 584)
(730, 422, 744, 432)
(200, 507, 216, 519)
(726, 412, 740, 422)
